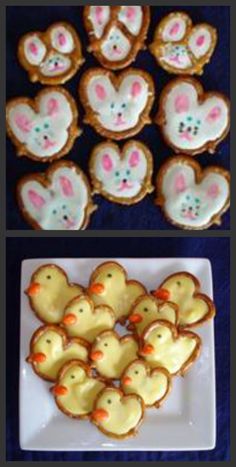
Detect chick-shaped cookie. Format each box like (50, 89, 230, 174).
(61, 294, 115, 343)
(128, 294, 178, 336)
(121, 359, 171, 408)
(25, 264, 83, 324)
(91, 387, 144, 439)
(26, 325, 89, 381)
(152, 272, 215, 328)
(140, 320, 201, 376)
(88, 261, 146, 322)
(90, 330, 139, 379)
(51, 360, 106, 418)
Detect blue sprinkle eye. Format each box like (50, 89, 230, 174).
(62, 205, 66, 210)
(111, 103, 115, 110)
(197, 119, 201, 125)
(116, 36, 119, 40)
(44, 123, 49, 129)
(53, 209, 57, 215)
(115, 171, 120, 177)
(122, 103, 126, 109)
(186, 195, 190, 201)
(35, 127, 41, 133)
(110, 36, 114, 40)
(187, 116, 193, 122)
(126, 169, 131, 175)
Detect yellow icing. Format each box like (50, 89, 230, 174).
(56, 364, 105, 415)
(30, 266, 83, 323)
(162, 274, 209, 325)
(89, 263, 145, 320)
(63, 297, 115, 343)
(123, 362, 169, 406)
(143, 323, 197, 374)
(92, 332, 139, 379)
(131, 296, 176, 335)
(33, 330, 88, 379)
(95, 389, 143, 435)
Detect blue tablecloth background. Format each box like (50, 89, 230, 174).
(6, 5, 230, 230)
(6, 237, 230, 461)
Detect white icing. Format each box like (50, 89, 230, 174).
(118, 6, 143, 36)
(161, 162, 229, 228)
(101, 26, 131, 62)
(162, 16, 187, 42)
(87, 73, 149, 133)
(88, 6, 110, 38)
(50, 26, 75, 53)
(123, 362, 169, 405)
(40, 52, 71, 76)
(188, 27, 212, 58)
(8, 91, 73, 158)
(20, 166, 89, 230)
(163, 82, 229, 151)
(24, 35, 47, 65)
(93, 143, 148, 199)
(161, 44, 192, 69)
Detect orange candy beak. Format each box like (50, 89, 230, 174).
(141, 344, 154, 355)
(90, 350, 104, 361)
(92, 408, 109, 422)
(27, 352, 46, 363)
(122, 376, 132, 386)
(88, 283, 105, 295)
(62, 313, 77, 326)
(129, 313, 143, 324)
(25, 282, 41, 296)
(52, 385, 68, 396)
(151, 288, 170, 301)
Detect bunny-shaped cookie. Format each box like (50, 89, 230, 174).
(150, 12, 217, 75)
(17, 161, 97, 230)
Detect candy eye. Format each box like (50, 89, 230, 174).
(35, 127, 41, 133)
(44, 123, 49, 129)
(46, 339, 51, 344)
(47, 275, 51, 280)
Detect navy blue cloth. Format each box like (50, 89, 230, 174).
(6, 6, 230, 230)
(6, 237, 230, 461)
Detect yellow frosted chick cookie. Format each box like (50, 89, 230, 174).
(91, 387, 144, 439)
(25, 264, 83, 324)
(26, 325, 89, 381)
(153, 271, 215, 328)
(51, 360, 106, 418)
(90, 330, 139, 379)
(88, 261, 146, 322)
(140, 320, 201, 376)
(61, 294, 115, 343)
(128, 294, 178, 335)
(121, 359, 171, 407)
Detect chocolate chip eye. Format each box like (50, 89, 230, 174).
(107, 273, 112, 278)
(47, 275, 51, 279)
(71, 375, 75, 379)
(143, 307, 148, 312)
(46, 339, 51, 344)
(107, 399, 112, 404)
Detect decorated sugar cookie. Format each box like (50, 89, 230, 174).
(18, 22, 84, 85)
(91, 387, 144, 439)
(128, 294, 178, 336)
(61, 294, 115, 343)
(17, 161, 97, 231)
(6, 87, 80, 162)
(152, 271, 216, 328)
(84, 6, 150, 70)
(51, 360, 106, 418)
(90, 330, 139, 380)
(121, 359, 171, 408)
(156, 77, 230, 156)
(140, 320, 201, 376)
(87, 261, 146, 322)
(26, 325, 89, 381)
(156, 156, 230, 230)
(89, 140, 154, 205)
(79, 68, 154, 140)
(150, 12, 217, 75)
(25, 264, 83, 323)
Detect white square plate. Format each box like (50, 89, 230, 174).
(20, 258, 216, 451)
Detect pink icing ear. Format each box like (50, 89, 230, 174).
(174, 173, 186, 193)
(174, 94, 189, 113)
(59, 176, 74, 197)
(196, 35, 205, 46)
(95, 6, 104, 25)
(47, 98, 59, 116)
(15, 113, 32, 133)
(207, 183, 220, 199)
(206, 106, 221, 123)
(102, 154, 113, 172)
(28, 190, 46, 209)
(131, 81, 142, 98)
(169, 21, 180, 37)
(126, 6, 136, 20)
(58, 32, 66, 46)
(95, 84, 106, 101)
(28, 42, 38, 55)
(129, 150, 140, 167)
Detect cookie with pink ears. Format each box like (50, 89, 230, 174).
(17, 161, 97, 230)
(6, 87, 80, 162)
(156, 77, 230, 156)
(79, 68, 155, 140)
(89, 140, 154, 205)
